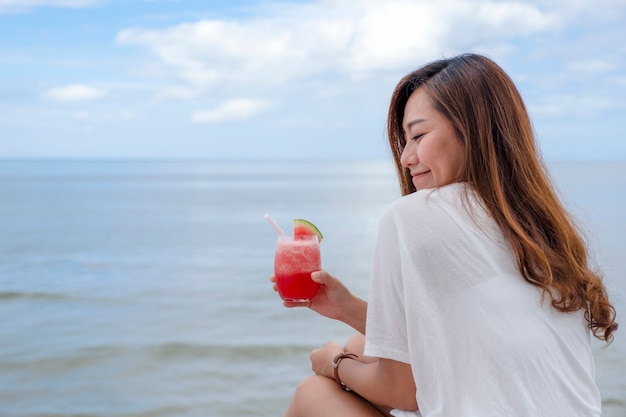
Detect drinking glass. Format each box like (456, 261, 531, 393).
(274, 235, 321, 304)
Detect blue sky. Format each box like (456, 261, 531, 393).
(1, 0, 625, 160)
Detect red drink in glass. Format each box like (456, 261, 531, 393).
(274, 235, 321, 303)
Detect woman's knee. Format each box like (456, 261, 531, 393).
(287, 374, 386, 417)
(344, 333, 366, 355)
(292, 375, 336, 404)
(344, 334, 377, 364)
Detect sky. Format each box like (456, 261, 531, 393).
(0, 0, 625, 161)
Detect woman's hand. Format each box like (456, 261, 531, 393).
(310, 341, 344, 379)
(269, 270, 353, 318)
(270, 271, 367, 333)
(307, 271, 356, 320)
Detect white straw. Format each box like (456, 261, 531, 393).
(264, 213, 286, 236)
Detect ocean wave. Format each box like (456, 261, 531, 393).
(0, 342, 314, 371)
(147, 341, 313, 361)
(26, 405, 191, 417)
(0, 291, 80, 301)
(21, 414, 102, 417)
(0, 344, 127, 373)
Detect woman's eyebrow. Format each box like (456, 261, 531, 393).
(404, 118, 426, 131)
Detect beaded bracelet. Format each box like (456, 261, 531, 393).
(332, 352, 359, 391)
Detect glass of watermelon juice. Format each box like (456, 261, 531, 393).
(274, 234, 321, 304)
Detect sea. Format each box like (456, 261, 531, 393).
(0, 159, 624, 417)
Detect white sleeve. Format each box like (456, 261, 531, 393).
(364, 204, 411, 364)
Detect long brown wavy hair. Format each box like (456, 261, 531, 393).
(387, 53, 617, 343)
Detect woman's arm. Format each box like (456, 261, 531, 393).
(311, 341, 417, 411)
(273, 270, 417, 407)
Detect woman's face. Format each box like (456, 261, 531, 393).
(400, 87, 465, 190)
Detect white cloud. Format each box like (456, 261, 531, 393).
(154, 85, 200, 101)
(565, 59, 617, 75)
(531, 93, 618, 117)
(116, 0, 560, 92)
(0, 0, 99, 12)
(191, 98, 269, 123)
(73, 111, 91, 120)
(613, 76, 626, 88)
(44, 84, 107, 102)
(73, 109, 135, 121)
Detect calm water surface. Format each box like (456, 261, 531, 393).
(0, 160, 624, 416)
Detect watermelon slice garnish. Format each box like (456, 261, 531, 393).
(293, 218, 323, 242)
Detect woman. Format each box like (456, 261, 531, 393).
(273, 53, 618, 417)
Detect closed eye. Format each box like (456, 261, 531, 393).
(411, 133, 425, 142)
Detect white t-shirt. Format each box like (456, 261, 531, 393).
(364, 183, 600, 417)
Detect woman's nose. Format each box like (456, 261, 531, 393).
(400, 140, 416, 168)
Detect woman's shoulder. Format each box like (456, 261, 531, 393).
(380, 182, 490, 234)
(385, 182, 469, 216)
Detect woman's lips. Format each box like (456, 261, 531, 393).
(411, 170, 430, 178)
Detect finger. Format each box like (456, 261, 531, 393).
(311, 270, 331, 284)
(312, 271, 343, 293)
(282, 300, 309, 308)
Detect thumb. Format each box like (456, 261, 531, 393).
(311, 270, 336, 286)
